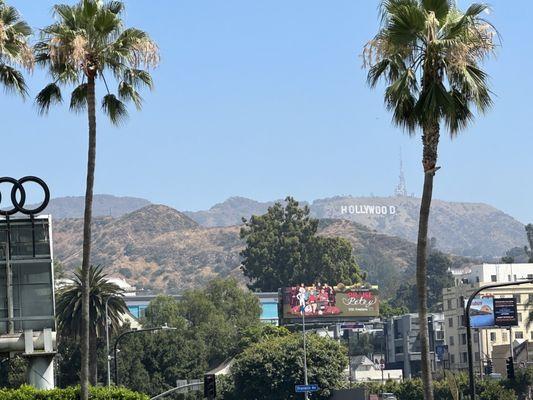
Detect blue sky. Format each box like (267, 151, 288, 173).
(2, 1, 532, 223)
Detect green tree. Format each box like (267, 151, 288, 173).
(364, 2, 496, 398)
(0, 0, 32, 96)
(116, 324, 207, 396)
(143, 295, 184, 329)
(231, 333, 347, 400)
(35, 2, 158, 397)
(116, 279, 260, 396)
(178, 278, 262, 367)
(391, 251, 453, 312)
(380, 300, 409, 318)
(240, 197, 364, 291)
(55, 265, 129, 385)
(349, 332, 374, 357)
(504, 366, 533, 400)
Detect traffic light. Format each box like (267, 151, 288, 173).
(506, 357, 515, 380)
(204, 373, 216, 399)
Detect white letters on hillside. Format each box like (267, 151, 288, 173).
(340, 205, 397, 216)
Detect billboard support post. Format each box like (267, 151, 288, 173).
(465, 279, 533, 400)
(301, 306, 309, 400)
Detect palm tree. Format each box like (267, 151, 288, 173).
(0, 0, 32, 96)
(524, 224, 533, 262)
(56, 264, 129, 386)
(34, 2, 158, 397)
(364, 1, 496, 398)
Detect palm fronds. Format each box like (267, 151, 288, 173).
(0, 0, 32, 96)
(56, 265, 128, 338)
(364, 0, 496, 136)
(36, 0, 158, 123)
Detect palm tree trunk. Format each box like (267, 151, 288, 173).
(417, 123, 440, 400)
(89, 327, 98, 386)
(81, 74, 97, 400)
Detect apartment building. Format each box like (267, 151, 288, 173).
(383, 313, 445, 378)
(442, 263, 533, 372)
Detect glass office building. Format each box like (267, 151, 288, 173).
(0, 216, 55, 334)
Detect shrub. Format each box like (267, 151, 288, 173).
(0, 386, 149, 400)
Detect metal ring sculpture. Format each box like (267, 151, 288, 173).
(0, 176, 50, 216)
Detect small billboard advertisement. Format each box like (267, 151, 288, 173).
(281, 284, 379, 320)
(468, 297, 518, 328)
(469, 297, 495, 328)
(493, 298, 518, 327)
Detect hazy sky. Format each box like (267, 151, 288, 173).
(2, 1, 531, 222)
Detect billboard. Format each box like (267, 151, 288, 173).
(469, 297, 495, 328)
(493, 298, 518, 327)
(281, 284, 379, 320)
(468, 297, 518, 328)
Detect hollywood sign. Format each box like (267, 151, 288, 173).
(340, 205, 397, 216)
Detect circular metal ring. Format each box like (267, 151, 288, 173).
(0, 177, 26, 216)
(11, 176, 50, 215)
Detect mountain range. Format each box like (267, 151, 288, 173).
(44, 194, 526, 258)
(53, 204, 456, 295)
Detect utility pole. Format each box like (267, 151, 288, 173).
(105, 295, 113, 387)
(302, 308, 309, 400)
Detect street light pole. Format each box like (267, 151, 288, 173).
(302, 309, 309, 400)
(105, 295, 113, 387)
(114, 325, 176, 386)
(465, 279, 533, 400)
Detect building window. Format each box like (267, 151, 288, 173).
(448, 317, 454, 328)
(491, 275, 497, 282)
(461, 352, 468, 363)
(450, 354, 455, 364)
(461, 333, 467, 345)
(475, 352, 480, 362)
(449, 336, 455, 346)
(490, 332, 496, 342)
(473, 334, 478, 343)
(515, 332, 524, 339)
(447, 299, 453, 310)
(436, 331, 444, 340)
(514, 294, 521, 304)
(508, 275, 512, 282)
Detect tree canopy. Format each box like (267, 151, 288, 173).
(117, 278, 262, 396)
(240, 197, 364, 291)
(230, 333, 347, 400)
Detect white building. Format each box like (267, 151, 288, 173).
(443, 263, 533, 372)
(348, 355, 403, 383)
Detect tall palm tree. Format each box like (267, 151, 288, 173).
(34, 1, 158, 397)
(56, 264, 129, 386)
(524, 224, 533, 262)
(0, 0, 32, 96)
(364, 1, 496, 398)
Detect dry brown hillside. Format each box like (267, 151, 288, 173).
(52, 205, 470, 294)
